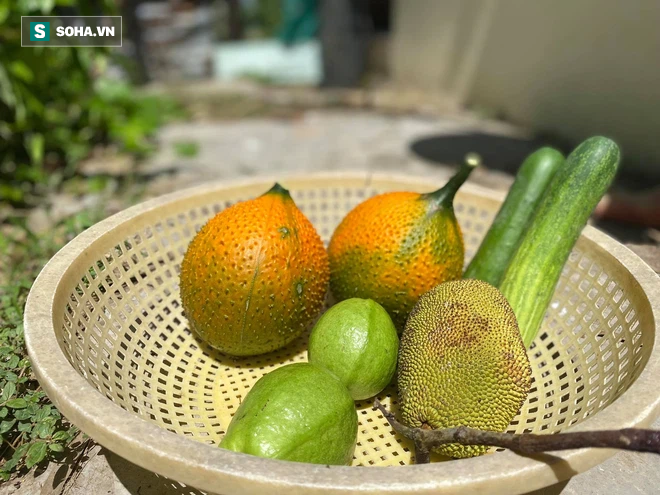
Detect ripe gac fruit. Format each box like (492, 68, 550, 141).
(328, 156, 479, 330)
(180, 183, 329, 356)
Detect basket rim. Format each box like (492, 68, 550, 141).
(24, 172, 660, 495)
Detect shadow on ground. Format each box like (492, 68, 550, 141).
(409, 132, 567, 174)
(105, 449, 209, 495)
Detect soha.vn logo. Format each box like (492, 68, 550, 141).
(56, 24, 115, 37)
(29, 21, 115, 40)
(30, 22, 50, 41)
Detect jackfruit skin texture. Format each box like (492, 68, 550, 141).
(180, 185, 329, 356)
(328, 192, 464, 330)
(397, 279, 532, 458)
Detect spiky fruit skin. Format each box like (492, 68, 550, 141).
(328, 192, 464, 330)
(397, 279, 532, 458)
(179, 186, 329, 357)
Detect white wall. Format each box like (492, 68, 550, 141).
(391, 0, 660, 178)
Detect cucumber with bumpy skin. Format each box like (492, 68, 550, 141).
(500, 137, 620, 347)
(464, 147, 564, 286)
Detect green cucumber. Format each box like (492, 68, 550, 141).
(464, 147, 564, 286)
(500, 136, 620, 347)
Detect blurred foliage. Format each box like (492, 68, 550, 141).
(172, 140, 200, 158)
(0, 0, 183, 480)
(243, 0, 282, 38)
(0, 0, 184, 207)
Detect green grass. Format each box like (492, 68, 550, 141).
(172, 140, 200, 158)
(0, 209, 107, 480)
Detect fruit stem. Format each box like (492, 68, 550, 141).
(373, 399, 660, 464)
(423, 153, 481, 210)
(265, 182, 291, 197)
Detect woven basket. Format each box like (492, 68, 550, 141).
(24, 173, 660, 495)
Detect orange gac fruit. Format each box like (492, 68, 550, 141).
(180, 183, 329, 356)
(328, 155, 480, 330)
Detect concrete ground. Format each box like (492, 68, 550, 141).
(141, 109, 521, 197)
(5, 109, 659, 495)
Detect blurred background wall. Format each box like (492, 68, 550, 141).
(122, 0, 659, 182)
(390, 0, 660, 180)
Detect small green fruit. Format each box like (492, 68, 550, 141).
(308, 298, 399, 400)
(220, 363, 357, 465)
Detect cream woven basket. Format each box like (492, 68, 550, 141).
(25, 173, 660, 495)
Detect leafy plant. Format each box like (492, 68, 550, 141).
(0, 0, 184, 207)
(0, 0, 183, 479)
(0, 210, 108, 480)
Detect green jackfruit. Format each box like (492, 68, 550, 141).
(397, 279, 532, 458)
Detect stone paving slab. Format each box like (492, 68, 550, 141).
(142, 109, 518, 198)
